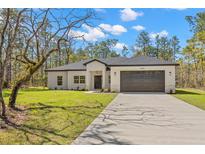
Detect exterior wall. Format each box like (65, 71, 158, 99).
(47, 61, 110, 90)
(47, 71, 86, 90)
(47, 71, 68, 89)
(47, 63, 175, 93)
(47, 68, 110, 90)
(110, 66, 176, 93)
(67, 71, 86, 90)
(105, 71, 110, 89)
(85, 61, 108, 90)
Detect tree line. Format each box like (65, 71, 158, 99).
(176, 12, 205, 88)
(132, 31, 180, 61)
(0, 8, 205, 118)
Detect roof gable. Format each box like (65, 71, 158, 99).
(83, 59, 107, 66)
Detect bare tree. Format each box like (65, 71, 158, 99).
(0, 9, 10, 117)
(8, 9, 95, 108)
(0, 9, 26, 117)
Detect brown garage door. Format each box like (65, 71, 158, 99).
(120, 71, 165, 92)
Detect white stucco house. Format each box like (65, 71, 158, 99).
(45, 56, 179, 93)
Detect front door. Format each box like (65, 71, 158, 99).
(94, 75, 102, 89)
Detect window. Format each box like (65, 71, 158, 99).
(57, 76, 63, 86)
(80, 76, 85, 84)
(74, 76, 85, 84)
(74, 76, 79, 84)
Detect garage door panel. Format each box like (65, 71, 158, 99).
(120, 71, 165, 92)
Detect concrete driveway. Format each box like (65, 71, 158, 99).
(73, 93, 205, 144)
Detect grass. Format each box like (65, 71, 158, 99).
(173, 88, 205, 110)
(0, 88, 117, 144)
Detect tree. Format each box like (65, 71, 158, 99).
(178, 11, 205, 88)
(170, 36, 180, 62)
(7, 9, 95, 109)
(186, 12, 205, 33)
(0, 9, 26, 117)
(0, 9, 10, 117)
(110, 51, 120, 57)
(81, 39, 119, 59)
(121, 45, 128, 57)
(133, 31, 180, 61)
(73, 48, 89, 61)
(154, 35, 161, 58)
(158, 36, 171, 60)
(135, 31, 151, 56)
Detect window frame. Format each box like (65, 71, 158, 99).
(57, 76, 63, 86)
(80, 76, 85, 84)
(74, 76, 79, 84)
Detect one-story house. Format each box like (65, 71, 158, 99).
(45, 56, 179, 93)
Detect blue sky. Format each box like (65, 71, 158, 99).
(69, 8, 205, 56)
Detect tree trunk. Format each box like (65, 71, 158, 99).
(8, 80, 24, 108)
(66, 48, 70, 64)
(0, 70, 6, 117)
(58, 49, 61, 66)
(8, 63, 43, 108)
(0, 87, 6, 118)
(8, 71, 32, 108)
(5, 51, 12, 88)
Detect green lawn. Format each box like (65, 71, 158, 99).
(173, 88, 205, 110)
(0, 88, 116, 144)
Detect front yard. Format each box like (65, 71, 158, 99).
(173, 88, 205, 110)
(1, 87, 204, 144)
(0, 88, 116, 144)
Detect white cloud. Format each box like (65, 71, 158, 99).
(169, 8, 187, 11)
(133, 45, 141, 51)
(69, 30, 85, 39)
(94, 8, 106, 13)
(132, 25, 145, 31)
(149, 30, 169, 40)
(70, 24, 106, 42)
(120, 8, 143, 22)
(99, 23, 127, 35)
(114, 43, 128, 50)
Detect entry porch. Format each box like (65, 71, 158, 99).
(85, 70, 110, 91)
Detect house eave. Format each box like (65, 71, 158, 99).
(45, 69, 86, 72)
(108, 64, 179, 67)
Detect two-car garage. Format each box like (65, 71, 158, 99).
(120, 71, 165, 92)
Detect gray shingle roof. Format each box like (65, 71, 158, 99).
(45, 59, 88, 71)
(45, 56, 178, 71)
(104, 56, 177, 66)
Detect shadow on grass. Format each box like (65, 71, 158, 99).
(23, 102, 103, 111)
(175, 89, 201, 95)
(0, 102, 104, 145)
